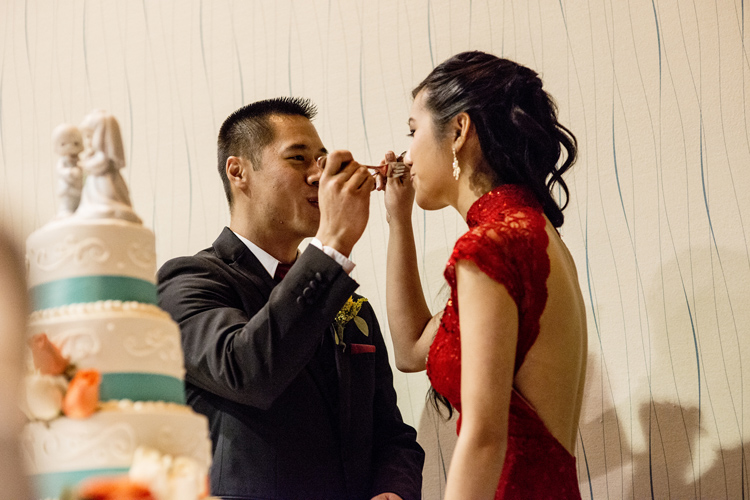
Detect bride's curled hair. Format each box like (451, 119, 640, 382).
(412, 51, 577, 228)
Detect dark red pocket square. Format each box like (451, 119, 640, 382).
(350, 343, 376, 354)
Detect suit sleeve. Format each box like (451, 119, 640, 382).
(157, 245, 358, 410)
(366, 304, 426, 500)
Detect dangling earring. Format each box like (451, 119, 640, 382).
(452, 146, 461, 180)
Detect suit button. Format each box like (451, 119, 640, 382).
(297, 296, 304, 305)
(303, 287, 314, 298)
(308, 280, 318, 290)
(315, 272, 323, 282)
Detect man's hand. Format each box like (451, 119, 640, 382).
(315, 150, 375, 256)
(371, 493, 404, 500)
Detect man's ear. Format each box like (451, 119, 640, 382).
(226, 156, 250, 191)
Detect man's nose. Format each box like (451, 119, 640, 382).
(307, 157, 324, 185)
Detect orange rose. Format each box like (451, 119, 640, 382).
(28, 333, 69, 375)
(77, 476, 155, 500)
(202, 475, 210, 498)
(62, 369, 101, 418)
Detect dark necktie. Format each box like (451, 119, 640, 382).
(274, 262, 293, 281)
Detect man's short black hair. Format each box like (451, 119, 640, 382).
(217, 97, 318, 208)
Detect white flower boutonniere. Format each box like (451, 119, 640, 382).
(333, 296, 369, 348)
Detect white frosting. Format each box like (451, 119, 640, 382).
(24, 177, 212, 498)
(23, 401, 211, 474)
(29, 301, 172, 321)
(26, 219, 156, 287)
(28, 301, 184, 379)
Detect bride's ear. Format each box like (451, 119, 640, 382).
(452, 112, 472, 153)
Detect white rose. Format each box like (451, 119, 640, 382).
(168, 456, 205, 500)
(130, 446, 172, 500)
(22, 374, 66, 421)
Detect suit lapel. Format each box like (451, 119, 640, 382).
(212, 227, 277, 294)
(213, 227, 344, 420)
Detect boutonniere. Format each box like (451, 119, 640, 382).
(333, 296, 369, 348)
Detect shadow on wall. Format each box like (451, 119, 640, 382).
(579, 243, 750, 499)
(580, 400, 750, 499)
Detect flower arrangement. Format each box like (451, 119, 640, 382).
(66, 446, 209, 500)
(22, 332, 101, 421)
(333, 296, 369, 348)
(66, 478, 155, 500)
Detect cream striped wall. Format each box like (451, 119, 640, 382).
(1, 1, 749, 498)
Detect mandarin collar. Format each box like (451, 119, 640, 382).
(466, 184, 542, 228)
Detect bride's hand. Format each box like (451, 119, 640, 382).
(382, 150, 414, 224)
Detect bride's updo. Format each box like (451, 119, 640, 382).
(412, 51, 577, 228)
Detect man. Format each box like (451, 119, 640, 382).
(158, 97, 424, 500)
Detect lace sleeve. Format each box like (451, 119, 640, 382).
(444, 209, 550, 373)
(447, 225, 523, 302)
(446, 207, 545, 302)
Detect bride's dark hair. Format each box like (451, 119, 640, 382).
(412, 50, 577, 228)
(415, 51, 578, 418)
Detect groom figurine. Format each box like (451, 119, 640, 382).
(158, 97, 424, 500)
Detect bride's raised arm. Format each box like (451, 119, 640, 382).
(382, 150, 441, 373)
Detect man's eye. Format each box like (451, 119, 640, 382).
(288, 155, 306, 161)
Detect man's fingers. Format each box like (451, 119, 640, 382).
(321, 150, 355, 177)
(361, 172, 376, 191)
(348, 164, 375, 191)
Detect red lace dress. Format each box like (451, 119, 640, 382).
(426, 184, 581, 499)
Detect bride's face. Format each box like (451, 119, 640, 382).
(407, 91, 454, 210)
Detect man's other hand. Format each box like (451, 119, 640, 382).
(371, 493, 404, 500)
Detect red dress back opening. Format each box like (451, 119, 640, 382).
(426, 184, 581, 499)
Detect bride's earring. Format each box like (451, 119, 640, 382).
(452, 146, 460, 180)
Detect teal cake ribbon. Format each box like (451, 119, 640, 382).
(30, 375, 185, 499)
(100, 373, 185, 404)
(30, 276, 157, 310)
(32, 468, 129, 499)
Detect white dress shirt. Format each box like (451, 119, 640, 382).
(231, 231, 355, 277)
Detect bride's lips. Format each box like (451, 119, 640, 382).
(307, 197, 319, 208)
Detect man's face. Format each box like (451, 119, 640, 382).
(248, 114, 327, 242)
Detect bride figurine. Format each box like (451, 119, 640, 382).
(51, 123, 84, 218)
(75, 109, 141, 223)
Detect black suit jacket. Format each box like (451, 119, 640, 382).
(157, 228, 424, 500)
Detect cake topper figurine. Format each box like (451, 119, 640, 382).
(75, 109, 142, 223)
(52, 124, 84, 218)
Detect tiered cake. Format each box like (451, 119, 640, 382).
(21, 111, 211, 500)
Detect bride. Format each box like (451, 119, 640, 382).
(381, 51, 587, 499)
(76, 109, 141, 223)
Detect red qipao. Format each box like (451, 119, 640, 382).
(426, 184, 581, 499)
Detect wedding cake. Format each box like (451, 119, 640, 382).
(21, 111, 212, 500)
